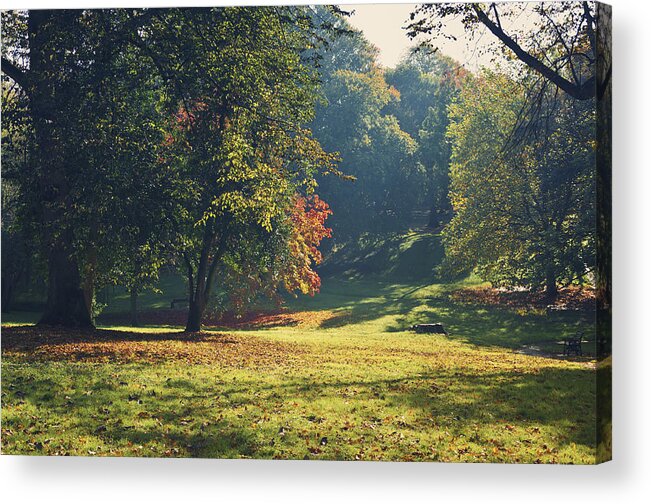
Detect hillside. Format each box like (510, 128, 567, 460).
(319, 231, 446, 282)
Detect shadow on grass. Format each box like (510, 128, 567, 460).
(305, 279, 595, 352)
(4, 362, 596, 458)
(4, 374, 259, 458)
(392, 299, 596, 348)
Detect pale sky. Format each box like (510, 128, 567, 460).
(344, 3, 418, 68)
(344, 2, 524, 70)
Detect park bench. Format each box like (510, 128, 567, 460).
(598, 335, 612, 357)
(411, 323, 448, 335)
(563, 332, 584, 357)
(170, 298, 189, 309)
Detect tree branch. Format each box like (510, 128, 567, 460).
(1, 57, 29, 91)
(473, 5, 595, 100)
(204, 239, 225, 301)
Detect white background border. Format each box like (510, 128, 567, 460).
(1, 1, 650, 502)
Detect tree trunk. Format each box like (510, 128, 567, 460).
(184, 223, 219, 333)
(595, 4, 612, 313)
(28, 11, 93, 328)
(185, 295, 204, 333)
(545, 267, 558, 303)
(38, 246, 93, 327)
(130, 287, 139, 327)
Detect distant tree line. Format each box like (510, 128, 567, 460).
(310, 11, 461, 238)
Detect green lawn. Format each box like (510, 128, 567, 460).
(1, 273, 599, 463)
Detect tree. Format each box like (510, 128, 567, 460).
(211, 195, 332, 316)
(307, 5, 379, 77)
(409, 2, 611, 308)
(312, 64, 421, 238)
(443, 71, 595, 300)
(1, 9, 165, 326)
(1, 74, 34, 312)
(408, 2, 610, 101)
(385, 50, 462, 228)
(1, 11, 92, 326)
(87, 58, 181, 327)
(1, 183, 33, 312)
(146, 7, 338, 332)
(2, 7, 341, 331)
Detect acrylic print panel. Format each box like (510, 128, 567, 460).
(0, 2, 611, 464)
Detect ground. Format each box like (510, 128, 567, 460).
(1, 233, 601, 462)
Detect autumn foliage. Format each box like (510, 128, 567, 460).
(281, 194, 333, 296)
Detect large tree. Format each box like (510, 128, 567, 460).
(1, 7, 338, 330)
(1, 9, 167, 326)
(2, 11, 93, 326)
(408, 1, 609, 101)
(409, 1, 611, 308)
(443, 71, 595, 300)
(141, 7, 337, 332)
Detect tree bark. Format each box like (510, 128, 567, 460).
(184, 222, 222, 333)
(38, 246, 93, 327)
(185, 246, 210, 333)
(472, 4, 598, 101)
(26, 11, 94, 328)
(595, 3, 612, 313)
(545, 267, 558, 303)
(184, 234, 210, 333)
(185, 294, 205, 333)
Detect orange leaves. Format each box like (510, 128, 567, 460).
(280, 194, 332, 296)
(1, 326, 306, 368)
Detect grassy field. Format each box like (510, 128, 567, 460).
(1, 233, 600, 463)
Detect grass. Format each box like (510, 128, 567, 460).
(1, 231, 601, 463)
(320, 230, 446, 281)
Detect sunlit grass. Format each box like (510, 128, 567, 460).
(1, 273, 598, 463)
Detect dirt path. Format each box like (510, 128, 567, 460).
(515, 342, 596, 368)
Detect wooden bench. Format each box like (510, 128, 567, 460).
(563, 332, 583, 356)
(170, 298, 189, 309)
(598, 336, 611, 357)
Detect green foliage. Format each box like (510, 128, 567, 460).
(312, 65, 420, 237)
(385, 50, 462, 227)
(311, 41, 460, 239)
(1, 8, 340, 326)
(443, 71, 596, 293)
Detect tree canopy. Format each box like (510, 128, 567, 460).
(443, 70, 596, 299)
(1, 7, 341, 331)
(1, 5, 606, 327)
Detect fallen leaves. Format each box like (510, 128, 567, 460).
(1, 304, 598, 463)
(451, 285, 596, 312)
(98, 309, 340, 331)
(2, 326, 307, 368)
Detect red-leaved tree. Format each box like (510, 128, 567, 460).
(280, 194, 332, 296)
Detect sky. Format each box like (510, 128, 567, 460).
(343, 2, 521, 70)
(344, 3, 418, 68)
(345, 3, 482, 69)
